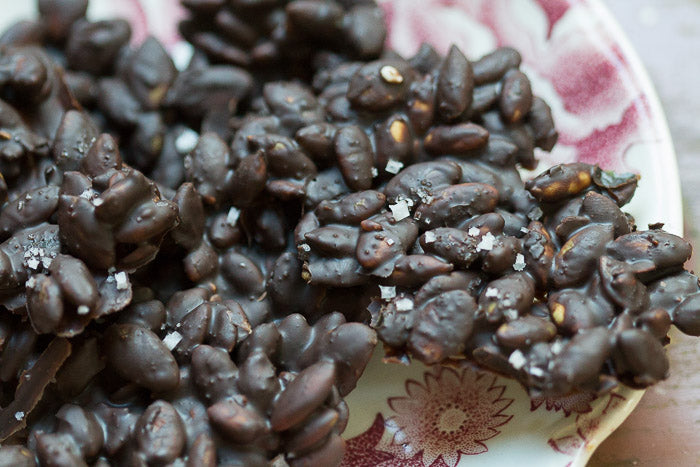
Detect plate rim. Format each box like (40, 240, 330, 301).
(585, 0, 683, 235)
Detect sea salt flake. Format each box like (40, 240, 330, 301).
(503, 309, 518, 321)
(14, 411, 24, 421)
(551, 341, 565, 355)
(226, 207, 240, 226)
(476, 232, 495, 252)
(386, 238, 395, 246)
(41, 256, 53, 268)
(385, 159, 404, 174)
(163, 331, 183, 350)
(379, 285, 397, 301)
(520, 227, 530, 234)
(508, 350, 527, 370)
(371, 167, 379, 177)
(468, 227, 480, 237)
(416, 189, 433, 204)
(367, 300, 382, 323)
(171, 41, 195, 71)
(389, 201, 410, 221)
(299, 243, 311, 252)
(77, 305, 90, 315)
(423, 231, 436, 243)
(175, 128, 199, 154)
(513, 253, 526, 271)
(395, 297, 414, 311)
(27, 257, 40, 270)
(115, 271, 128, 290)
(484, 287, 499, 298)
(25, 277, 37, 289)
(529, 367, 545, 377)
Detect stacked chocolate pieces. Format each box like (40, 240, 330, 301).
(0, 0, 699, 466)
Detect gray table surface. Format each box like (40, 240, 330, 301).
(590, 1, 700, 465)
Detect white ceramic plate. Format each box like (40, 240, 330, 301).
(0, 1, 682, 466)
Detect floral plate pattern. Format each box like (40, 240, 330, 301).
(0, 1, 681, 466)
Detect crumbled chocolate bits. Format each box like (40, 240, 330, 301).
(0, 0, 699, 465)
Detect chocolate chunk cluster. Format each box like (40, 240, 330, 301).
(179, 0, 386, 77)
(0, 0, 699, 465)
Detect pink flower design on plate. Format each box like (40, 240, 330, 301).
(530, 391, 596, 417)
(90, 0, 186, 47)
(379, 0, 658, 172)
(377, 366, 514, 466)
(547, 392, 627, 456)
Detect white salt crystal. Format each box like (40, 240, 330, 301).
(14, 411, 24, 421)
(175, 128, 199, 154)
(25, 277, 37, 289)
(389, 200, 410, 221)
(163, 331, 183, 350)
(423, 231, 436, 243)
(508, 350, 527, 370)
(77, 305, 90, 315)
(484, 287, 499, 298)
(379, 285, 397, 301)
(395, 297, 414, 311)
(226, 207, 241, 226)
(367, 299, 382, 319)
(520, 227, 530, 234)
(416, 189, 433, 204)
(371, 167, 379, 177)
(468, 227, 480, 237)
(503, 309, 518, 321)
(551, 340, 565, 355)
(529, 367, 545, 377)
(513, 253, 526, 271)
(386, 238, 395, 246)
(171, 41, 195, 71)
(27, 257, 40, 270)
(476, 232, 496, 252)
(299, 243, 311, 252)
(41, 256, 52, 269)
(115, 271, 128, 290)
(385, 159, 404, 174)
